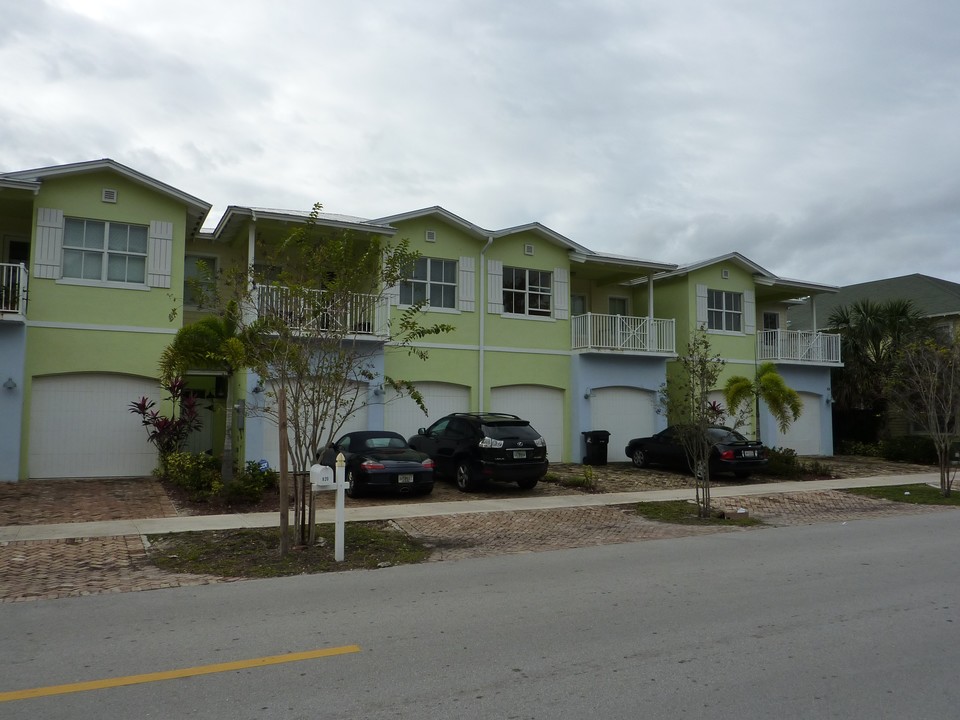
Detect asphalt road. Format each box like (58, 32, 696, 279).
(3, 511, 959, 719)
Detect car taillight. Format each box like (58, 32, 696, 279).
(534, 436, 546, 447)
(421, 458, 435, 469)
(361, 460, 385, 470)
(479, 436, 504, 449)
(719, 450, 735, 460)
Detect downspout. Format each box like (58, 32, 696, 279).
(479, 236, 494, 411)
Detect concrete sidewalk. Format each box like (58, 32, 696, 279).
(0, 472, 942, 542)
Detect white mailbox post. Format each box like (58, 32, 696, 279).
(309, 456, 348, 562)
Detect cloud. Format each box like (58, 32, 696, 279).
(2, 0, 958, 288)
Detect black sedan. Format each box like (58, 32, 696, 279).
(318, 431, 435, 498)
(625, 425, 768, 479)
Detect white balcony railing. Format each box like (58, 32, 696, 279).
(571, 313, 676, 354)
(0, 263, 27, 317)
(757, 329, 841, 365)
(256, 285, 388, 337)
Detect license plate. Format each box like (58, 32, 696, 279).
(399, 474, 414, 483)
(742, 450, 755, 458)
(513, 450, 527, 459)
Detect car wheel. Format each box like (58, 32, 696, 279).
(631, 447, 650, 468)
(455, 460, 478, 493)
(516, 477, 538, 490)
(345, 470, 363, 498)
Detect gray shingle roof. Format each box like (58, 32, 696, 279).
(787, 274, 960, 330)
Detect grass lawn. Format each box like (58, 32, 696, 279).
(845, 483, 960, 505)
(148, 521, 431, 578)
(632, 500, 765, 526)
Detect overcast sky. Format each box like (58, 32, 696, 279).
(2, 0, 959, 287)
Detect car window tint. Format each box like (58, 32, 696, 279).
(485, 423, 540, 441)
(337, 436, 351, 451)
(428, 419, 450, 435)
(707, 428, 746, 443)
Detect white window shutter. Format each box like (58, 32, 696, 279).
(744, 290, 756, 334)
(35, 208, 64, 279)
(147, 221, 174, 288)
(554, 267, 569, 319)
(696, 284, 708, 327)
(487, 259, 503, 314)
(458, 256, 475, 311)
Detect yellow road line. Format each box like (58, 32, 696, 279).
(0, 645, 362, 703)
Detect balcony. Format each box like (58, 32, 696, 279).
(572, 313, 676, 354)
(757, 329, 841, 365)
(256, 285, 388, 337)
(0, 263, 27, 321)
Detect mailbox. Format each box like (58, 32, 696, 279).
(310, 464, 336, 492)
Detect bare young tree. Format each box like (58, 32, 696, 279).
(198, 204, 453, 552)
(887, 333, 960, 497)
(660, 328, 726, 517)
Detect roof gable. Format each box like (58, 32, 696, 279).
(1, 158, 211, 238)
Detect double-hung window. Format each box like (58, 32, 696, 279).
(62, 218, 148, 284)
(503, 267, 552, 317)
(707, 289, 742, 332)
(401, 257, 457, 309)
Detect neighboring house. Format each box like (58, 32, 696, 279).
(0, 158, 842, 481)
(0, 160, 210, 481)
(641, 253, 841, 455)
(788, 274, 960, 336)
(788, 273, 960, 440)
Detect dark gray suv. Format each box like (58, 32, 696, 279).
(409, 412, 549, 492)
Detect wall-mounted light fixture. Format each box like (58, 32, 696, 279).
(373, 384, 385, 397)
(252, 382, 264, 394)
(583, 389, 591, 400)
(3, 377, 16, 390)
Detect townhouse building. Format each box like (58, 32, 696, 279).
(0, 159, 841, 481)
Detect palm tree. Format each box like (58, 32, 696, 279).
(723, 362, 802, 442)
(160, 303, 248, 483)
(827, 298, 929, 440)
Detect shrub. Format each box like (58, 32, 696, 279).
(164, 452, 223, 502)
(761, 447, 803, 478)
(836, 440, 883, 457)
(879, 436, 938, 465)
(223, 460, 279, 504)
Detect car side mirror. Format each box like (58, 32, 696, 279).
(417, 427, 427, 436)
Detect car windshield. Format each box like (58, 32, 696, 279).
(364, 437, 408, 449)
(483, 423, 541, 441)
(706, 427, 748, 443)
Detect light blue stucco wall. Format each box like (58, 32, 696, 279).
(242, 347, 386, 465)
(571, 353, 670, 461)
(0, 324, 26, 481)
(761, 364, 834, 456)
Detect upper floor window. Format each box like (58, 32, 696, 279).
(401, 257, 457, 309)
(707, 289, 742, 332)
(184, 255, 218, 307)
(503, 267, 552, 317)
(62, 218, 147, 284)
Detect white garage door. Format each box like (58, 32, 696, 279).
(590, 387, 656, 463)
(776, 391, 821, 455)
(384, 382, 470, 440)
(261, 382, 368, 470)
(30, 374, 160, 478)
(490, 385, 564, 462)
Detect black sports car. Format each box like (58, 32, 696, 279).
(625, 425, 768, 479)
(318, 431, 435, 498)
